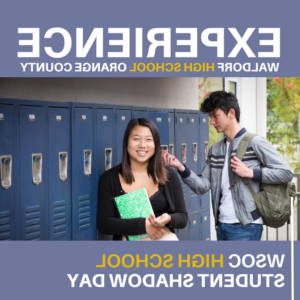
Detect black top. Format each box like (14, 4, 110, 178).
(149, 189, 169, 218)
(97, 166, 188, 240)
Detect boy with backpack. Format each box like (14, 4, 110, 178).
(163, 91, 294, 241)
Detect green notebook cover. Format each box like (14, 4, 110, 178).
(114, 188, 153, 241)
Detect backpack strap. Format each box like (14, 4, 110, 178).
(229, 133, 257, 191)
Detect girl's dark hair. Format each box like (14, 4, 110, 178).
(118, 118, 169, 185)
(200, 91, 240, 122)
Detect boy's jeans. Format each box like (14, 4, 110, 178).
(216, 222, 263, 241)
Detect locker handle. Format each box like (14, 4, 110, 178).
(105, 148, 112, 171)
(204, 142, 209, 160)
(84, 150, 92, 177)
(32, 153, 42, 185)
(59, 152, 68, 181)
(1, 155, 12, 190)
(193, 142, 197, 162)
(161, 145, 168, 151)
(169, 144, 174, 156)
(181, 143, 187, 164)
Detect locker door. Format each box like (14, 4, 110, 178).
(96, 108, 114, 240)
(189, 213, 201, 240)
(19, 105, 46, 240)
(73, 108, 96, 240)
(116, 109, 131, 165)
(187, 113, 200, 212)
(175, 113, 189, 210)
(168, 112, 175, 156)
(132, 110, 149, 119)
(177, 223, 189, 241)
(201, 192, 210, 210)
(48, 107, 71, 240)
(201, 210, 210, 241)
(0, 104, 16, 240)
(199, 113, 209, 172)
(199, 113, 210, 209)
(149, 112, 169, 149)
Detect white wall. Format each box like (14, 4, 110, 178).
(0, 77, 198, 110)
(239, 77, 267, 136)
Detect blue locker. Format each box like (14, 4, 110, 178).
(187, 112, 200, 212)
(199, 113, 209, 173)
(176, 222, 189, 241)
(132, 106, 149, 119)
(189, 211, 201, 240)
(115, 106, 132, 166)
(96, 105, 115, 240)
(168, 111, 175, 156)
(72, 104, 96, 240)
(48, 104, 72, 240)
(19, 104, 47, 240)
(174, 112, 189, 210)
(175, 111, 190, 240)
(199, 113, 210, 210)
(201, 210, 210, 241)
(0, 102, 17, 240)
(149, 112, 169, 149)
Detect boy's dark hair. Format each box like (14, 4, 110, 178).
(118, 118, 168, 185)
(200, 91, 240, 122)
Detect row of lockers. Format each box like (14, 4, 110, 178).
(0, 98, 210, 241)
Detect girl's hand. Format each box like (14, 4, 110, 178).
(162, 150, 185, 172)
(148, 213, 171, 228)
(145, 219, 166, 239)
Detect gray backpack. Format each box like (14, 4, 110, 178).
(231, 133, 295, 228)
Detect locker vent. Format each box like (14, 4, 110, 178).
(0, 211, 10, 240)
(79, 197, 91, 231)
(53, 200, 67, 239)
(25, 205, 40, 240)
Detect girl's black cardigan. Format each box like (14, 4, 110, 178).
(97, 166, 188, 240)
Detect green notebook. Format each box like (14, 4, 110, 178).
(114, 188, 154, 241)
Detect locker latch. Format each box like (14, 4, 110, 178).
(32, 153, 42, 185)
(84, 150, 92, 177)
(105, 148, 112, 171)
(204, 142, 209, 160)
(181, 143, 187, 164)
(169, 144, 174, 155)
(0, 113, 4, 120)
(1, 155, 12, 189)
(59, 152, 68, 181)
(193, 143, 197, 162)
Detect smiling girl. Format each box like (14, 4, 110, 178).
(97, 118, 187, 240)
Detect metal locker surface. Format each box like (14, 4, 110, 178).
(48, 106, 71, 240)
(201, 210, 210, 241)
(96, 108, 114, 240)
(149, 112, 169, 147)
(176, 222, 189, 241)
(174, 112, 189, 210)
(168, 112, 175, 156)
(132, 107, 149, 119)
(115, 108, 131, 165)
(0, 103, 16, 240)
(19, 105, 46, 240)
(187, 113, 200, 213)
(189, 212, 201, 241)
(72, 107, 96, 240)
(201, 192, 210, 210)
(199, 113, 209, 172)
